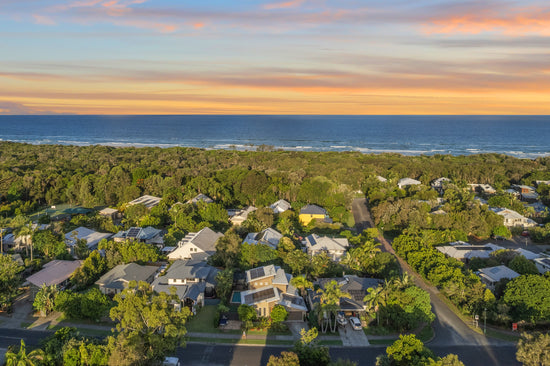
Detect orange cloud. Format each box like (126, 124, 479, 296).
(425, 8, 550, 36)
(264, 0, 304, 10)
(193, 22, 205, 29)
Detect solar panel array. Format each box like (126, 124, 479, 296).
(249, 267, 266, 280)
(540, 258, 550, 266)
(348, 290, 364, 302)
(127, 227, 141, 238)
(455, 246, 491, 251)
(244, 288, 275, 304)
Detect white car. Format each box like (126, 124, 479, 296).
(349, 317, 362, 331)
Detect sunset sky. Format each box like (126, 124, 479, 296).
(1, 0, 550, 114)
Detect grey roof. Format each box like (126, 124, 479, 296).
(95, 263, 158, 290)
(165, 259, 219, 286)
(280, 293, 308, 312)
(243, 228, 283, 249)
(113, 226, 162, 241)
(152, 277, 206, 302)
(246, 264, 277, 283)
(27, 260, 83, 287)
(436, 243, 504, 259)
(187, 194, 214, 205)
(181, 227, 223, 254)
(300, 204, 327, 215)
(270, 199, 291, 213)
(65, 227, 112, 249)
(128, 195, 162, 209)
(478, 265, 520, 283)
(303, 234, 349, 252)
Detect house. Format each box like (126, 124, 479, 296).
(95, 263, 158, 295)
(187, 194, 214, 205)
(513, 248, 540, 260)
(299, 204, 330, 225)
(308, 275, 382, 316)
(431, 177, 451, 194)
(112, 226, 164, 247)
(477, 265, 520, 291)
(270, 199, 291, 214)
(491, 208, 537, 228)
(469, 184, 496, 195)
(375, 176, 387, 183)
(511, 185, 539, 202)
(26, 260, 83, 296)
(303, 234, 349, 261)
(436, 243, 504, 261)
(152, 259, 219, 312)
(98, 207, 121, 222)
(535, 180, 550, 187)
(65, 227, 113, 250)
(397, 178, 421, 189)
(168, 227, 223, 261)
(2, 233, 31, 252)
(534, 257, 550, 274)
(127, 195, 162, 210)
(229, 206, 256, 226)
(243, 228, 283, 249)
(526, 201, 548, 217)
(241, 264, 307, 319)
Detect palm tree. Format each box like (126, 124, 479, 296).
(15, 222, 35, 260)
(290, 275, 313, 298)
(5, 339, 45, 366)
(316, 280, 351, 332)
(392, 273, 412, 290)
(363, 284, 388, 326)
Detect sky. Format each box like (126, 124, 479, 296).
(1, 0, 550, 115)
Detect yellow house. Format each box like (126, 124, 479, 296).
(299, 204, 329, 225)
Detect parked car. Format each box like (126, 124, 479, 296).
(337, 312, 347, 327)
(349, 317, 362, 331)
(521, 231, 530, 237)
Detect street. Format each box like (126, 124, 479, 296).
(176, 343, 520, 366)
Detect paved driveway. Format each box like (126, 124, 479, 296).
(338, 323, 370, 346)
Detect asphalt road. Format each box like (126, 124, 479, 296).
(351, 198, 512, 347)
(177, 343, 520, 366)
(0, 328, 51, 348)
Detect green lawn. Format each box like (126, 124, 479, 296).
(186, 305, 220, 333)
(416, 325, 434, 342)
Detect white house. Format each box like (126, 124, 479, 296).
(243, 228, 283, 249)
(477, 265, 520, 291)
(398, 178, 421, 189)
(270, 199, 291, 214)
(168, 227, 223, 261)
(436, 243, 504, 261)
(491, 208, 537, 228)
(229, 206, 256, 226)
(303, 234, 349, 261)
(127, 195, 162, 210)
(65, 227, 112, 250)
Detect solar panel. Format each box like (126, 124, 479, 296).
(253, 288, 275, 302)
(541, 258, 550, 265)
(127, 227, 141, 238)
(249, 267, 265, 280)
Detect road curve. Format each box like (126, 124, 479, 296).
(351, 198, 513, 347)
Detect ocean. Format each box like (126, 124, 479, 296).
(0, 115, 549, 158)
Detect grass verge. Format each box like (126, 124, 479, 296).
(416, 325, 434, 343)
(186, 337, 294, 346)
